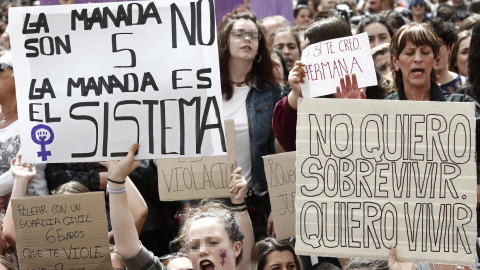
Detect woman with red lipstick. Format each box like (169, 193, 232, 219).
(107, 144, 254, 270)
(218, 6, 282, 240)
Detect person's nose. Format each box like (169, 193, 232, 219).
(282, 47, 290, 56)
(414, 50, 423, 62)
(244, 35, 251, 42)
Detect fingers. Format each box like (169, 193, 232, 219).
(388, 246, 396, 266)
(360, 89, 367, 99)
(352, 73, 358, 91)
(31, 167, 37, 175)
(345, 74, 352, 93)
(340, 77, 346, 96)
(126, 143, 139, 160)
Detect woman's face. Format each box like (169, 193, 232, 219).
(410, 2, 426, 17)
(188, 217, 240, 270)
(262, 250, 297, 270)
(393, 40, 437, 89)
(0, 65, 14, 99)
(228, 19, 260, 63)
(374, 51, 391, 77)
(364, 23, 391, 49)
(272, 32, 300, 70)
(436, 39, 450, 72)
(294, 9, 312, 27)
(456, 36, 471, 77)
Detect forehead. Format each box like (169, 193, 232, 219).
(459, 36, 471, 48)
(365, 23, 388, 34)
(265, 250, 296, 264)
(188, 217, 227, 240)
(298, 9, 310, 15)
(274, 32, 297, 44)
(232, 19, 257, 30)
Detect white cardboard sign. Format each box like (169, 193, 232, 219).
(296, 98, 477, 265)
(300, 33, 377, 98)
(9, 0, 226, 163)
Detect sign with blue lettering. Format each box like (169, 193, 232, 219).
(9, 0, 226, 163)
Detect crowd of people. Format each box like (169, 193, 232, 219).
(1, 0, 480, 269)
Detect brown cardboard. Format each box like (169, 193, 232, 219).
(295, 98, 477, 265)
(11, 192, 111, 269)
(263, 151, 296, 239)
(157, 120, 236, 201)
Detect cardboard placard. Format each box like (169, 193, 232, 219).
(296, 98, 477, 264)
(9, 0, 226, 163)
(300, 33, 377, 98)
(157, 120, 236, 201)
(250, 0, 294, 26)
(12, 192, 111, 269)
(263, 151, 296, 239)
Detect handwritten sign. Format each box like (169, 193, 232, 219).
(12, 192, 111, 269)
(295, 98, 477, 264)
(250, 0, 294, 26)
(9, 0, 226, 163)
(263, 151, 296, 239)
(300, 33, 377, 98)
(157, 120, 236, 201)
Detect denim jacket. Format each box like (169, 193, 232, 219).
(247, 76, 283, 194)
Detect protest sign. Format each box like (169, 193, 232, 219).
(9, 0, 226, 163)
(263, 151, 296, 239)
(300, 33, 377, 98)
(295, 98, 477, 264)
(157, 120, 236, 201)
(11, 192, 111, 269)
(250, 0, 294, 26)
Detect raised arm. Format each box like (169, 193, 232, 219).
(287, 61, 305, 110)
(3, 155, 37, 252)
(125, 176, 148, 235)
(335, 74, 367, 99)
(230, 167, 253, 270)
(105, 144, 141, 259)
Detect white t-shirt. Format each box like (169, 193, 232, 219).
(0, 121, 49, 197)
(223, 86, 253, 191)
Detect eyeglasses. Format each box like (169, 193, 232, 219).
(230, 29, 261, 41)
(0, 63, 13, 70)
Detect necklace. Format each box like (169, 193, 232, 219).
(0, 110, 17, 125)
(229, 78, 250, 87)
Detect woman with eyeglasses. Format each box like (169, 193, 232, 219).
(428, 18, 466, 93)
(106, 144, 254, 270)
(218, 6, 282, 240)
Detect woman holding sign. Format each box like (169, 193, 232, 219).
(218, 6, 282, 240)
(107, 144, 254, 270)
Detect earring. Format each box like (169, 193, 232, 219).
(254, 54, 262, 63)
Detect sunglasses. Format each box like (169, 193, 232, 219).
(230, 29, 261, 41)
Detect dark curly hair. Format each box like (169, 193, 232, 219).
(428, 17, 457, 47)
(217, 6, 276, 101)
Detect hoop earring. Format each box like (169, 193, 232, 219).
(254, 54, 262, 63)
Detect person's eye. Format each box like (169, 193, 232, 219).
(288, 45, 296, 50)
(288, 263, 297, 269)
(210, 241, 219, 246)
(422, 51, 430, 55)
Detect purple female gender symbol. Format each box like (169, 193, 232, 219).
(31, 124, 55, 161)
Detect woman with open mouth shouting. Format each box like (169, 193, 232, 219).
(107, 144, 254, 270)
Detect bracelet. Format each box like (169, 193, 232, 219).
(107, 177, 126, 184)
(233, 206, 248, 212)
(231, 202, 246, 207)
(107, 186, 126, 194)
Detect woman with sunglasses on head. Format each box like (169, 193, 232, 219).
(218, 6, 282, 240)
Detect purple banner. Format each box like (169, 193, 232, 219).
(250, 0, 294, 26)
(215, 0, 243, 27)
